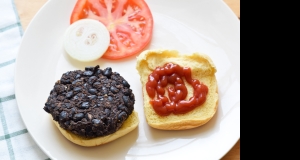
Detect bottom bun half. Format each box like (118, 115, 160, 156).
(53, 111, 139, 147)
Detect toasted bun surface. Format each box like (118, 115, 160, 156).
(53, 111, 139, 147)
(136, 50, 218, 130)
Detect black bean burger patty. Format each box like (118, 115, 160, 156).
(43, 65, 135, 138)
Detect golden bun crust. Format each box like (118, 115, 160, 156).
(136, 49, 218, 130)
(53, 111, 139, 147)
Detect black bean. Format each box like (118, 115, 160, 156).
(110, 86, 119, 94)
(64, 121, 70, 126)
(72, 79, 82, 84)
(103, 67, 112, 77)
(98, 96, 104, 101)
(44, 105, 50, 113)
(85, 66, 94, 71)
(94, 65, 100, 71)
(105, 109, 111, 116)
(102, 86, 108, 94)
(73, 87, 82, 92)
(60, 79, 70, 84)
(45, 102, 50, 107)
(64, 71, 71, 75)
(65, 103, 71, 108)
(123, 96, 130, 106)
(70, 108, 75, 114)
(81, 93, 87, 98)
(88, 95, 97, 100)
(66, 91, 73, 99)
(83, 83, 90, 89)
(80, 102, 90, 109)
(59, 111, 68, 121)
(92, 119, 104, 129)
(93, 82, 101, 88)
(118, 104, 128, 113)
(88, 76, 97, 85)
(45, 100, 51, 110)
(102, 79, 109, 84)
(88, 88, 97, 95)
(50, 103, 56, 109)
(122, 80, 130, 87)
(95, 69, 102, 75)
(73, 113, 84, 121)
(73, 95, 79, 100)
(83, 71, 93, 76)
(122, 89, 131, 96)
(118, 111, 127, 122)
(107, 96, 113, 101)
(72, 79, 82, 85)
(75, 74, 81, 79)
(92, 119, 101, 125)
(100, 115, 107, 121)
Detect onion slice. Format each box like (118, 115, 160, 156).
(63, 19, 110, 62)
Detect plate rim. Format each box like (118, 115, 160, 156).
(14, 0, 240, 159)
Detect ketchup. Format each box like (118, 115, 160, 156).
(146, 63, 208, 116)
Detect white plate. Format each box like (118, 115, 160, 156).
(15, 0, 240, 159)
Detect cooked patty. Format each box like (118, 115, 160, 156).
(43, 65, 135, 138)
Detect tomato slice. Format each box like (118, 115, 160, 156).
(70, 0, 153, 60)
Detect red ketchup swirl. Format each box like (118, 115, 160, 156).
(146, 63, 208, 116)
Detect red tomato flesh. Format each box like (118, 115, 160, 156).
(70, 0, 154, 60)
